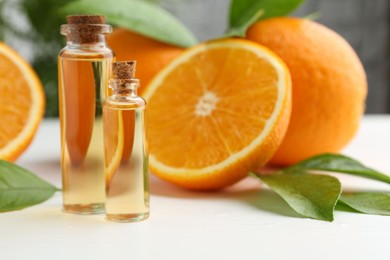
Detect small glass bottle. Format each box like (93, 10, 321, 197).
(103, 61, 149, 222)
(58, 15, 115, 214)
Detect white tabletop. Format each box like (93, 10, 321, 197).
(2, 116, 390, 260)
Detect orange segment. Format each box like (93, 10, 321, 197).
(143, 39, 291, 190)
(0, 42, 45, 161)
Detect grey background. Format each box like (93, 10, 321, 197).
(160, 0, 390, 114)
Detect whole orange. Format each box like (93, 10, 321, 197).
(107, 28, 184, 94)
(246, 17, 367, 165)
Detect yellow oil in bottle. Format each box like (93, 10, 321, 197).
(58, 52, 113, 214)
(103, 61, 149, 222)
(103, 105, 149, 222)
(58, 15, 115, 214)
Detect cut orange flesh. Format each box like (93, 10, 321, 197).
(143, 39, 292, 190)
(0, 42, 45, 161)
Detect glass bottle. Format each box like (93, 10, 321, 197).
(103, 61, 149, 222)
(58, 15, 115, 214)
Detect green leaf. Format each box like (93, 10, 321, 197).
(339, 192, 390, 216)
(227, 0, 304, 37)
(335, 200, 359, 213)
(286, 154, 390, 185)
(60, 0, 197, 47)
(0, 160, 59, 212)
(225, 9, 264, 38)
(251, 171, 341, 221)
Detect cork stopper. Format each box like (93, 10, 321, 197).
(61, 14, 111, 44)
(67, 15, 105, 24)
(110, 61, 139, 96)
(113, 61, 136, 79)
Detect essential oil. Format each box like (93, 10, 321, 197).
(103, 61, 149, 222)
(58, 15, 114, 214)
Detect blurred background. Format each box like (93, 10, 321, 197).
(0, 0, 389, 116)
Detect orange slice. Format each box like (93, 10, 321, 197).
(0, 42, 45, 161)
(143, 39, 291, 190)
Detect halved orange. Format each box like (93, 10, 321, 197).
(143, 39, 291, 190)
(0, 42, 45, 161)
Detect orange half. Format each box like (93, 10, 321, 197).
(143, 39, 291, 190)
(0, 42, 45, 161)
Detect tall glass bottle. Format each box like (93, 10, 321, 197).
(103, 61, 149, 222)
(58, 15, 115, 214)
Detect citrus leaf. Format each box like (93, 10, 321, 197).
(335, 200, 359, 213)
(339, 192, 390, 216)
(225, 9, 264, 38)
(0, 160, 59, 212)
(226, 0, 304, 37)
(251, 171, 341, 221)
(60, 0, 197, 47)
(285, 154, 390, 185)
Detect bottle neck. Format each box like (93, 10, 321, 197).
(108, 79, 140, 101)
(66, 36, 108, 49)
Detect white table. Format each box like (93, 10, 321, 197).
(2, 116, 390, 260)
